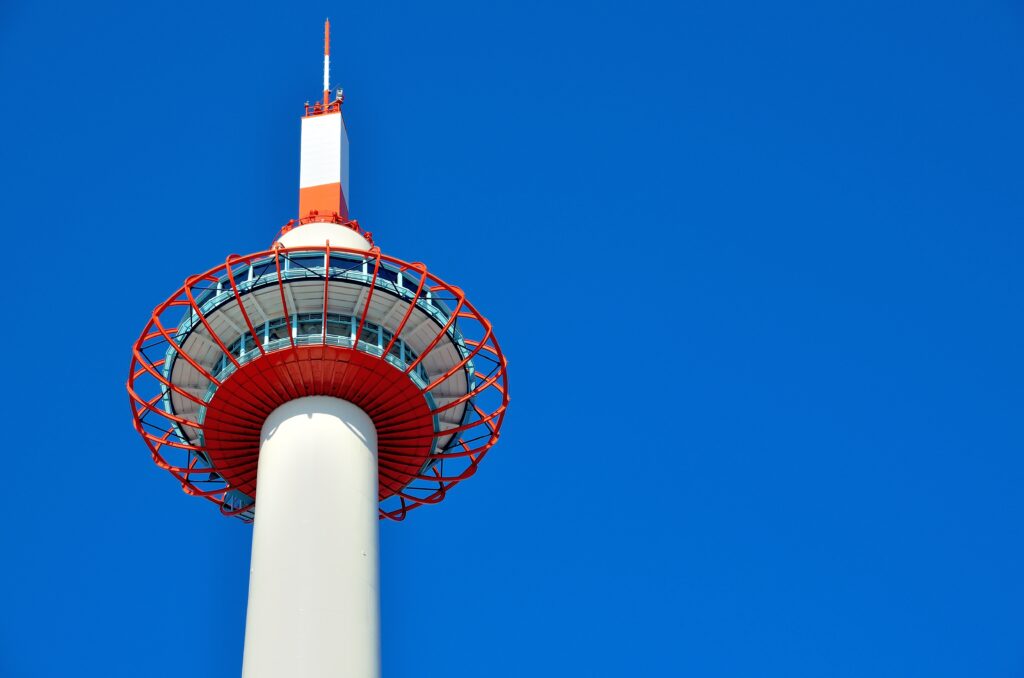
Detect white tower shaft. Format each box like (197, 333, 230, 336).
(241, 396, 381, 678)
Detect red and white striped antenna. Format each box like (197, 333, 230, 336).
(323, 19, 331, 106)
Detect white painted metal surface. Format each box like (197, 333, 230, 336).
(277, 220, 369, 250)
(241, 396, 381, 678)
(300, 112, 350, 201)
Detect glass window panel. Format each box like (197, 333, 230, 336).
(326, 316, 351, 337)
(402, 275, 420, 294)
(330, 255, 361, 271)
(360, 324, 379, 346)
(290, 255, 323, 271)
(298, 313, 322, 335)
(266, 318, 288, 343)
(251, 262, 274, 279)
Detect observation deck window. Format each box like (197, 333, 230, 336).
(206, 312, 432, 386)
(266, 318, 289, 344)
(250, 262, 274, 281)
(402, 275, 421, 295)
(297, 313, 323, 336)
(359, 323, 380, 349)
(289, 255, 324, 272)
(325, 315, 352, 339)
(330, 255, 362, 272)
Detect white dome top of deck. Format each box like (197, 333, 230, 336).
(277, 221, 370, 251)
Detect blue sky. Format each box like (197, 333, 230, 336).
(1, 1, 1022, 676)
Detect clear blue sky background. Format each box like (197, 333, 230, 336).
(1, 1, 1022, 676)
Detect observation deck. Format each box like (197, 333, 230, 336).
(128, 229, 508, 521)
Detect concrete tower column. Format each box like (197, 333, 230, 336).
(241, 396, 381, 678)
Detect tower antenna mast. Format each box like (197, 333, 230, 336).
(323, 19, 331, 106)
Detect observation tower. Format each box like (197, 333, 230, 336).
(127, 20, 509, 677)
